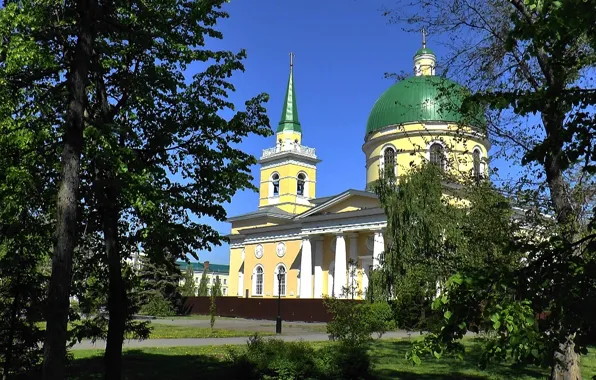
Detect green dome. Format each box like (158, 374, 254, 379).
(365, 76, 484, 137)
(415, 47, 435, 56)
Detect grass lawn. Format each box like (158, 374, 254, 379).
(145, 323, 273, 339)
(67, 339, 596, 379)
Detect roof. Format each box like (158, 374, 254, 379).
(415, 47, 435, 56)
(177, 261, 229, 274)
(365, 75, 485, 137)
(276, 54, 301, 133)
(226, 205, 294, 222)
(296, 189, 378, 219)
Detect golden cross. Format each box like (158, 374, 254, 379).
(422, 28, 427, 48)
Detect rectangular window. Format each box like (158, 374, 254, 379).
(223, 279, 227, 285)
(256, 274, 263, 295)
(280, 274, 286, 296)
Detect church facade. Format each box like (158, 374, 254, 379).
(226, 43, 490, 299)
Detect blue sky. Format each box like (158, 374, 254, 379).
(190, 0, 500, 264)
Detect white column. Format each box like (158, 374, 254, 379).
(300, 237, 313, 298)
(348, 234, 359, 298)
(334, 234, 347, 298)
(373, 230, 384, 269)
(362, 260, 370, 298)
(313, 237, 324, 298)
(238, 272, 244, 297)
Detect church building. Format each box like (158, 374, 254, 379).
(226, 40, 489, 299)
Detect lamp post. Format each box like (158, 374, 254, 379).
(276, 272, 282, 334)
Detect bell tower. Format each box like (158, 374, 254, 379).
(414, 29, 436, 76)
(257, 53, 320, 214)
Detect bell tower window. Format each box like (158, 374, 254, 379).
(271, 173, 280, 197)
(429, 143, 445, 172)
(297, 173, 306, 196)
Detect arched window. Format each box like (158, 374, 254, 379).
(297, 173, 306, 196)
(429, 143, 445, 171)
(274, 264, 287, 296)
(271, 173, 280, 197)
(383, 147, 396, 178)
(252, 265, 264, 296)
(473, 149, 482, 180)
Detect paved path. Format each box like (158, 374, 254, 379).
(72, 330, 421, 350)
(148, 317, 328, 336)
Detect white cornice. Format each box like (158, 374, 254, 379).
(362, 127, 490, 156)
(229, 208, 388, 246)
(260, 159, 318, 170)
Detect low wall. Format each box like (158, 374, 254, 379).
(183, 297, 362, 323)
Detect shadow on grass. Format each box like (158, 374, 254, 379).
(65, 350, 235, 380)
(371, 340, 548, 380)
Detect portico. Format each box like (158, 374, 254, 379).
(228, 190, 387, 300)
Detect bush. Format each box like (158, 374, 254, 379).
(227, 334, 373, 380)
(139, 291, 174, 317)
(390, 295, 439, 331)
(228, 334, 320, 380)
(319, 343, 373, 380)
(325, 298, 395, 344)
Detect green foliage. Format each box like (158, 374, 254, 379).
(139, 291, 175, 318)
(212, 275, 223, 297)
(324, 297, 395, 345)
(209, 291, 216, 330)
(318, 344, 373, 380)
(0, 0, 272, 376)
(0, 241, 47, 376)
(197, 270, 210, 297)
(181, 265, 196, 297)
(383, 1, 596, 375)
(227, 334, 373, 380)
(138, 254, 181, 316)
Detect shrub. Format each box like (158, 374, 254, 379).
(139, 291, 174, 317)
(364, 302, 396, 338)
(325, 298, 395, 344)
(390, 295, 439, 331)
(319, 343, 373, 380)
(228, 334, 321, 380)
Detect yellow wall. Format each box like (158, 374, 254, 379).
(240, 238, 302, 298)
(325, 195, 380, 214)
(363, 122, 489, 186)
(415, 56, 435, 76)
(258, 162, 317, 214)
(228, 247, 243, 297)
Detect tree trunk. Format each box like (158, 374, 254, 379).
(551, 336, 582, 380)
(542, 110, 582, 380)
(42, 2, 94, 379)
(98, 175, 126, 380)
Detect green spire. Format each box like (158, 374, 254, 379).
(277, 52, 302, 133)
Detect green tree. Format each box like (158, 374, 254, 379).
(0, 1, 271, 378)
(138, 254, 182, 316)
(212, 276, 223, 297)
(209, 290, 216, 330)
(197, 270, 210, 297)
(384, 1, 596, 377)
(181, 264, 197, 297)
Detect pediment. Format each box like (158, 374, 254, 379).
(296, 189, 380, 219)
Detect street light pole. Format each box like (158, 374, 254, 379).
(276, 272, 282, 334)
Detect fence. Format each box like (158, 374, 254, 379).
(183, 296, 362, 323)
